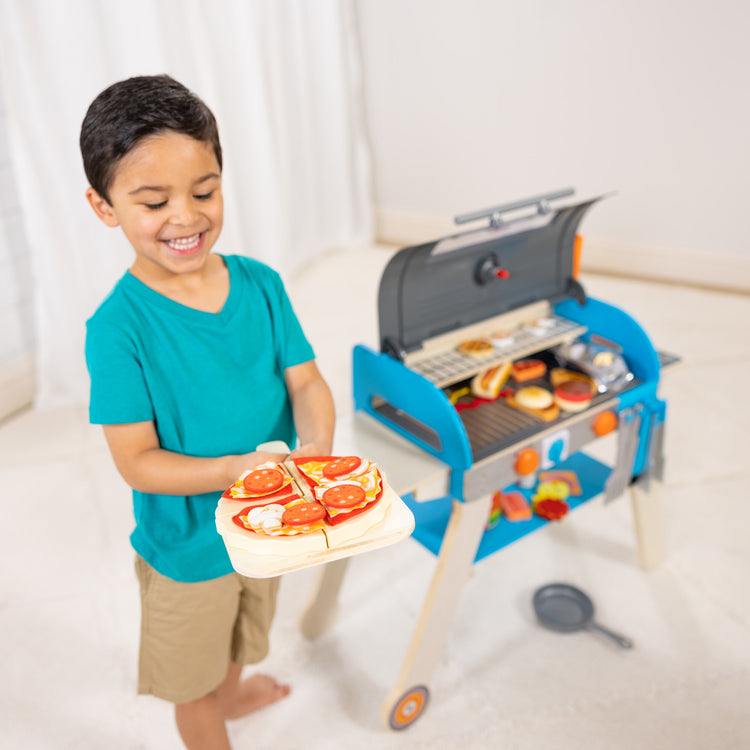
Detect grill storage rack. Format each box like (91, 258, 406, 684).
(300, 190, 674, 730)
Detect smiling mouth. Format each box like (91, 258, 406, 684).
(163, 233, 203, 253)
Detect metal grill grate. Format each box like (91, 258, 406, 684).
(460, 399, 541, 459)
(459, 387, 628, 462)
(408, 316, 586, 387)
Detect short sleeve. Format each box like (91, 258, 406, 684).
(85, 318, 155, 425)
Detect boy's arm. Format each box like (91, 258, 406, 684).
(102, 421, 285, 496)
(102, 359, 334, 494)
(285, 360, 335, 458)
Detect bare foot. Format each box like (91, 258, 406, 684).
(224, 673, 291, 720)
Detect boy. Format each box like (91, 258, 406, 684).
(81, 75, 335, 749)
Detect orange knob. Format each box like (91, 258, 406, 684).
(515, 447, 539, 476)
(593, 410, 618, 437)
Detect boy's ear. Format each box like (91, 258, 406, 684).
(86, 187, 120, 227)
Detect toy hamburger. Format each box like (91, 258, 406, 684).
(553, 378, 595, 412)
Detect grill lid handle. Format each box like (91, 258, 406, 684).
(454, 187, 575, 228)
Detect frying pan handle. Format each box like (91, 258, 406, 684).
(587, 621, 634, 649)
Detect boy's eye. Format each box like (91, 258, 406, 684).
(194, 191, 214, 201)
(145, 201, 167, 210)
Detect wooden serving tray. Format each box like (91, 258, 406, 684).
(215, 481, 415, 578)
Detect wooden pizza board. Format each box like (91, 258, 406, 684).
(215, 481, 415, 578)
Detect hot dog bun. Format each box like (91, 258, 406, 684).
(471, 362, 511, 399)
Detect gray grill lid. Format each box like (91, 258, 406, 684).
(378, 192, 605, 359)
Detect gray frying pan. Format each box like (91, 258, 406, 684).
(533, 583, 634, 649)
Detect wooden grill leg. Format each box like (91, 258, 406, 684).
(630, 479, 665, 570)
(381, 494, 492, 729)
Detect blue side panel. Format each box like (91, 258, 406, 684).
(403, 453, 613, 560)
(554, 296, 665, 476)
(554, 296, 661, 384)
(352, 344, 472, 497)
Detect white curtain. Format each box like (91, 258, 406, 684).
(0, 0, 373, 409)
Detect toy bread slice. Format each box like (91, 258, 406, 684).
(550, 368, 596, 388)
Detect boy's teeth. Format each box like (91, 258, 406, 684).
(166, 234, 201, 249)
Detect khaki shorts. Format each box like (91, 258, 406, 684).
(135, 555, 280, 704)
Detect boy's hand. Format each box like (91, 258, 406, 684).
(226, 451, 288, 484)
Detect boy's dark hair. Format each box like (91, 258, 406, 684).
(80, 74, 222, 203)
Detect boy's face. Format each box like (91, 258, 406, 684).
(86, 131, 223, 283)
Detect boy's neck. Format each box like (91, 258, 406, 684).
(130, 253, 230, 313)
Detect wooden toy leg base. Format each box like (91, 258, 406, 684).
(385, 685, 430, 730)
(379, 495, 492, 730)
(299, 558, 351, 639)
(630, 479, 665, 570)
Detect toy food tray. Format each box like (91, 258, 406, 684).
(215, 477, 415, 578)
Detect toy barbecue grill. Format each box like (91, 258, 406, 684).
(348, 188, 675, 729)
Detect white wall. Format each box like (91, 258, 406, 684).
(0, 75, 35, 420)
(355, 0, 750, 292)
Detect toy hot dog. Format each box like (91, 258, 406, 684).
(471, 362, 511, 399)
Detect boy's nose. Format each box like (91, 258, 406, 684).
(170, 199, 200, 225)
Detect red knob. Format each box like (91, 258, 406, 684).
(494, 268, 510, 279)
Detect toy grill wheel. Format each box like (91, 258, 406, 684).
(388, 685, 430, 730)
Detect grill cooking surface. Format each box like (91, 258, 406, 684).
(459, 388, 621, 462)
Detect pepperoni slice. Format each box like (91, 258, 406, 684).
(282, 502, 326, 527)
(321, 484, 367, 509)
(323, 456, 362, 479)
(243, 467, 284, 494)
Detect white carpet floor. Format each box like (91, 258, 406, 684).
(1, 245, 749, 749)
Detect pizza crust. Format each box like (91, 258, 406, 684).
(215, 504, 329, 556)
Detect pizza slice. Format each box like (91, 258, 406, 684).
(293, 456, 384, 525)
(222, 461, 302, 507)
(225, 498, 329, 554)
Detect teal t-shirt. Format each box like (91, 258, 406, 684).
(85, 254, 314, 582)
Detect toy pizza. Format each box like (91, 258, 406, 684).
(457, 338, 493, 357)
(216, 455, 396, 558)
